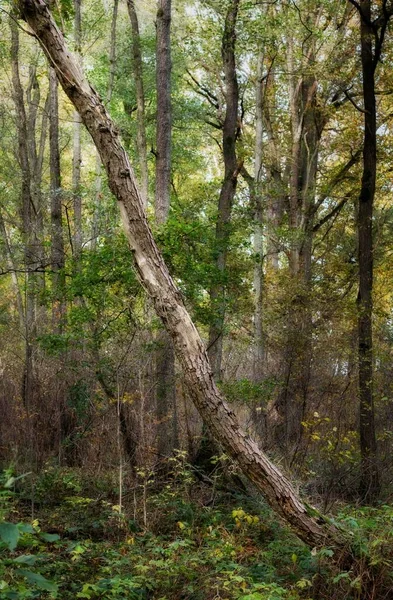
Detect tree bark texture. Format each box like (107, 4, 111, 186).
(127, 0, 148, 208)
(18, 0, 348, 550)
(207, 0, 240, 380)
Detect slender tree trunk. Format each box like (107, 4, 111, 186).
(73, 0, 82, 257)
(208, 0, 240, 380)
(127, 0, 148, 208)
(155, 0, 171, 221)
(92, 0, 118, 248)
(252, 50, 265, 385)
(0, 210, 25, 332)
(49, 66, 65, 327)
(19, 0, 350, 550)
(357, 0, 380, 503)
(155, 0, 177, 459)
(10, 17, 36, 413)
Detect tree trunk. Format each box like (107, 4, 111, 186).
(18, 0, 349, 550)
(49, 66, 65, 322)
(207, 0, 240, 380)
(273, 32, 322, 456)
(127, 0, 148, 208)
(92, 0, 118, 248)
(155, 0, 177, 459)
(73, 0, 82, 258)
(155, 0, 172, 222)
(252, 50, 265, 386)
(0, 210, 25, 332)
(357, 0, 380, 503)
(10, 16, 36, 413)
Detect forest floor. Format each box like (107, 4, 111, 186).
(0, 463, 392, 599)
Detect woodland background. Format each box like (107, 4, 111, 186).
(0, 0, 393, 598)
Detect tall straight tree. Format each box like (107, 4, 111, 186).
(18, 0, 351, 551)
(10, 17, 36, 412)
(49, 66, 65, 326)
(92, 0, 118, 248)
(155, 0, 177, 459)
(126, 0, 148, 207)
(208, 0, 240, 380)
(349, 0, 392, 502)
(252, 50, 265, 385)
(155, 0, 171, 220)
(73, 0, 82, 257)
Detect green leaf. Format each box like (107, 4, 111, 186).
(14, 555, 39, 565)
(18, 524, 35, 534)
(40, 533, 60, 542)
(0, 522, 20, 551)
(18, 569, 58, 592)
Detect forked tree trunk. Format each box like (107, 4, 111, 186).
(208, 0, 240, 380)
(18, 0, 348, 550)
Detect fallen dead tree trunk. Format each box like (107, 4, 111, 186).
(18, 0, 348, 551)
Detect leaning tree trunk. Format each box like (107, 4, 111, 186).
(18, 0, 349, 550)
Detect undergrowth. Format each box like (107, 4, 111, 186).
(0, 463, 392, 599)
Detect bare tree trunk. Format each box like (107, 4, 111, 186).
(10, 16, 36, 413)
(155, 0, 171, 221)
(356, 0, 381, 503)
(127, 0, 148, 208)
(208, 0, 240, 380)
(92, 0, 118, 248)
(19, 0, 349, 549)
(252, 50, 265, 385)
(0, 210, 25, 331)
(73, 0, 82, 257)
(155, 0, 177, 459)
(49, 66, 65, 316)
